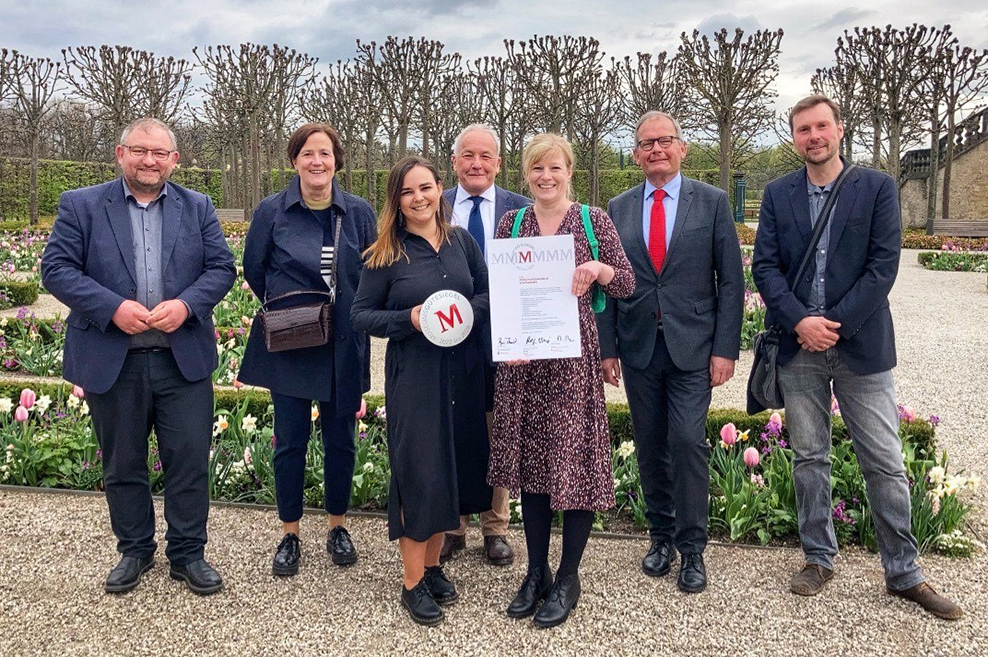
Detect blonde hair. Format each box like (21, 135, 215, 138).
(364, 156, 452, 269)
(522, 133, 575, 201)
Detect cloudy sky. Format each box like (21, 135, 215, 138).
(3, 0, 987, 117)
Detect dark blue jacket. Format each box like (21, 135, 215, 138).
(41, 179, 237, 394)
(752, 164, 900, 375)
(237, 176, 376, 414)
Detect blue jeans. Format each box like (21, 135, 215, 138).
(778, 348, 923, 591)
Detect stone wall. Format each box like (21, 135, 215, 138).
(900, 137, 988, 229)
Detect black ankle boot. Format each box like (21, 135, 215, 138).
(507, 564, 554, 619)
(533, 572, 580, 628)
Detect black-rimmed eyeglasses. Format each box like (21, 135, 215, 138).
(636, 136, 680, 151)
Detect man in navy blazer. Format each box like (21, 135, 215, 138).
(597, 111, 743, 593)
(753, 95, 961, 619)
(42, 118, 236, 595)
(440, 124, 528, 566)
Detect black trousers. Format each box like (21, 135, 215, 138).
(622, 330, 712, 554)
(270, 392, 356, 522)
(87, 350, 213, 566)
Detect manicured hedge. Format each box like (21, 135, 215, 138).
(0, 281, 39, 307)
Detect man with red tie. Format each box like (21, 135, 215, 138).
(596, 111, 744, 593)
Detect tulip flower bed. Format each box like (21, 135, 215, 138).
(917, 250, 988, 273)
(1, 378, 979, 557)
(740, 247, 766, 350)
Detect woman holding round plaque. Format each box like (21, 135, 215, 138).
(350, 155, 492, 626)
(488, 133, 634, 627)
(239, 123, 377, 577)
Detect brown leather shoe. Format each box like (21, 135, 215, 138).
(888, 582, 963, 620)
(439, 533, 465, 564)
(484, 535, 514, 565)
(790, 563, 834, 596)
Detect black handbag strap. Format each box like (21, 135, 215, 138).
(792, 163, 856, 285)
(261, 208, 344, 312)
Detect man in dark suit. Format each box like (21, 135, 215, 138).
(597, 111, 743, 593)
(753, 95, 961, 619)
(440, 124, 528, 566)
(42, 118, 236, 595)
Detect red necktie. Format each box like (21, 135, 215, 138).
(648, 188, 667, 274)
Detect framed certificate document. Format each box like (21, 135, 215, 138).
(487, 234, 582, 361)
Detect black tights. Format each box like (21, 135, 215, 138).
(521, 491, 594, 577)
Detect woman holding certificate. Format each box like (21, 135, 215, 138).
(350, 156, 492, 626)
(488, 134, 634, 627)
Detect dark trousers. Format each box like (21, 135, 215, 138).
(271, 392, 356, 522)
(87, 350, 213, 566)
(623, 330, 712, 554)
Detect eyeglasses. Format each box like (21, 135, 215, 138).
(121, 145, 175, 161)
(636, 136, 680, 151)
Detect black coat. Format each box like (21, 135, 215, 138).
(238, 177, 376, 414)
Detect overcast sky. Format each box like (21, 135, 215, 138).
(3, 0, 987, 123)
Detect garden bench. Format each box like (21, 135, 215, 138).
(216, 208, 247, 222)
(933, 220, 988, 237)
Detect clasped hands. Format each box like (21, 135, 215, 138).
(794, 316, 841, 351)
(112, 299, 189, 335)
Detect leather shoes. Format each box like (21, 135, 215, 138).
(272, 533, 301, 577)
(677, 552, 707, 593)
(440, 533, 466, 563)
(642, 539, 676, 577)
(327, 526, 358, 566)
(105, 555, 154, 593)
(888, 582, 963, 620)
(422, 565, 458, 606)
(790, 563, 834, 596)
(170, 558, 223, 595)
(507, 564, 554, 619)
(401, 580, 444, 626)
(484, 535, 514, 565)
(533, 572, 580, 628)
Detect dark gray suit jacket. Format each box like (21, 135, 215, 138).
(597, 176, 744, 372)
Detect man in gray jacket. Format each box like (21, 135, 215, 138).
(597, 111, 743, 593)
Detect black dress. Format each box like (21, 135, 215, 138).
(350, 226, 492, 541)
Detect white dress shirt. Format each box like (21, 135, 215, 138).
(450, 183, 497, 254)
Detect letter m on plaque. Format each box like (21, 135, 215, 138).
(435, 304, 463, 333)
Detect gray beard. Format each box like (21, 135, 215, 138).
(124, 175, 166, 197)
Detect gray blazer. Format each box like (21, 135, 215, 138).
(597, 176, 744, 372)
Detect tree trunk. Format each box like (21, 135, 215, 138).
(718, 121, 732, 192)
(871, 116, 882, 169)
(886, 121, 902, 190)
(249, 117, 262, 211)
(942, 114, 957, 219)
(365, 124, 377, 209)
(924, 120, 940, 235)
(29, 128, 40, 225)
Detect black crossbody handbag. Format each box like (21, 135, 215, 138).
(257, 210, 343, 353)
(746, 163, 856, 413)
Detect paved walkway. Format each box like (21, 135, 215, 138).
(0, 250, 985, 656)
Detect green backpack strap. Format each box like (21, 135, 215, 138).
(510, 206, 528, 238)
(579, 204, 606, 314)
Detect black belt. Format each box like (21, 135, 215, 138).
(128, 346, 171, 354)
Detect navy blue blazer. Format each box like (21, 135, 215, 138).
(442, 185, 529, 243)
(237, 176, 377, 414)
(41, 179, 237, 394)
(752, 164, 900, 375)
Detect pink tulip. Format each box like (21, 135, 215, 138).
(232, 378, 244, 390)
(241, 281, 250, 290)
(71, 385, 85, 399)
(719, 423, 737, 446)
(900, 406, 917, 423)
(14, 405, 29, 423)
(19, 388, 35, 410)
(743, 447, 760, 467)
(769, 412, 782, 427)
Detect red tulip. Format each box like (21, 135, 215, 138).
(743, 447, 760, 467)
(19, 388, 35, 410)
(719, 423, 737, 446)
(14, 405, 29, 422)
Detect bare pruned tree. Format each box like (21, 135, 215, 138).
(572, 68, 622, 205)
(48, 99, 106, 162)
(11, 53, 61, 223)
(677, 27, 784, 191)
(266, 45, 317, 191)
(504, 35, 605, 137)
(939, 44, 988, 220)
(139, 54, 194, 124)
(424, 71, 486, 184)
(303, 60, 365, 192)
(916, 26, 959, 232)
(613, 51, 693, 130)
(838, 25, 940, 183)
(0, 48, 15, 102)
(416, 42, 461, 160)
(811, 64, 866, 160)
(470, 55, 524, 188)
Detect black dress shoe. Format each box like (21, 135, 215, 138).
(105, 555, 154, 593)
(401, 580, 444, 626)
(272, 533, 301, 577)
(533, 572, 581, 628)
(170, 558, 224, 595)
(507, 564, 554, 619)
(642, 539, 676, 577)
(327, 526, 358, 566)
(422, 565, 458, 605)
(677, 552, 707, 593)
